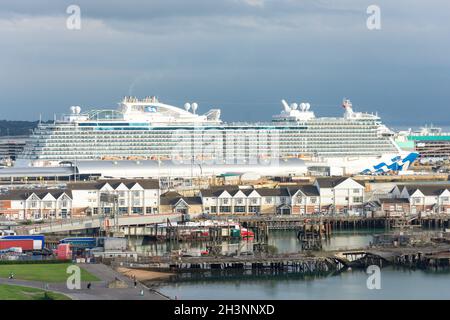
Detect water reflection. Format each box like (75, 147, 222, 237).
(128, 229, 378, 256)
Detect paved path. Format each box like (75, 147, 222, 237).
(0, 263, 169, 300)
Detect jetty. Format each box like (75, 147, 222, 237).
(108, 243, 450, 276)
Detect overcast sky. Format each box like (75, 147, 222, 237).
(0, 0, 449, 126)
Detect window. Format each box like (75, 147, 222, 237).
(61, 200, 68, 208)
(104, 207, 111, 214)
(248, 206, 260, 213)
(353, 189, 360, 194)
(31, 201, 37, 208)
(119, 207, 128, 214)
(265, 197, 272, 204)
(251, 198, 258, 205)
(296, 196, 303, 204)
(219, 206, 231, 213)
(353, 197, 363, 203)
(310, 197, 317, 204)
(222, 199, 229, 205)
(132, 207, 143, 214)
(119, 199, 126, 206)
(236, 198, 244, 205)
(210, 206, 217, 213)
(234, 206, 246, 213)
(118, 191, 125, 197)
(132, 191, 140, 197)
(45, 201, 52, 208)
(146, 207, 152, 214)
(414, 198, 421, 204)
(133, 200, 140, 206)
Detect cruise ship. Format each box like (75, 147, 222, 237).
(18, 96, 418, 174)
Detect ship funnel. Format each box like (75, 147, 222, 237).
(290, 103, 298, 110)
(299, 103, 306, 111)
(305, 103, 311, 111)
(184, 103, 191, 111)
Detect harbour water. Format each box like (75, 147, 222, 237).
(158, 267, 450, 300)
(134, 230, 450, 300)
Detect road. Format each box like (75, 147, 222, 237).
(0, 263, 169, 300)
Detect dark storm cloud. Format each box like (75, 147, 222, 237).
(0, 0, 449, 126)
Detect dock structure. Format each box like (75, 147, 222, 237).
(296, 221, 331, 251)
(133, 253, 344, 275)
(208, 214, 450, 231)
(213, 215, 389, 231)
(109, 244, 450, 276)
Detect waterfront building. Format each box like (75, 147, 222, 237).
(200, 177, 364, 215)
(286, 185, 320, 215)
(0, 189, 72, 220)
(389, 184, 450, 215)
(0, 177, 370, 220)
(378, 198, 411, 217)
(159, 191, 203, 215)
(313, 177, 365, 214)
(0, 179, 160, 221)
(69, 179, 160, 216)
(200, 186, 292, 215)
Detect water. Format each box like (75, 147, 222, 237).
(158, 267, 450, 300)
(143, 230, 450, 300)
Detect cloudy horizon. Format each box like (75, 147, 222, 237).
(0, 0, 449, 126)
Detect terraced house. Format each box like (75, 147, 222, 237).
(0, 189, 72, 220)
(314, 177, 365, 214)
(69, 179, 160, 216)
(200, 178, 363, 215)
(0, 179, 160, 221)
(388, 184, 450, 216)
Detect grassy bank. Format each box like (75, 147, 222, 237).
(0, 284, 70, 300)
(0, 263, 99, 283)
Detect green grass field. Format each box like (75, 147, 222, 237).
(0, 263, 99, 283)
(0, 284, 70, 300)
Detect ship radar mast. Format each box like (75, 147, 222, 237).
(342, 98, 356, 118)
